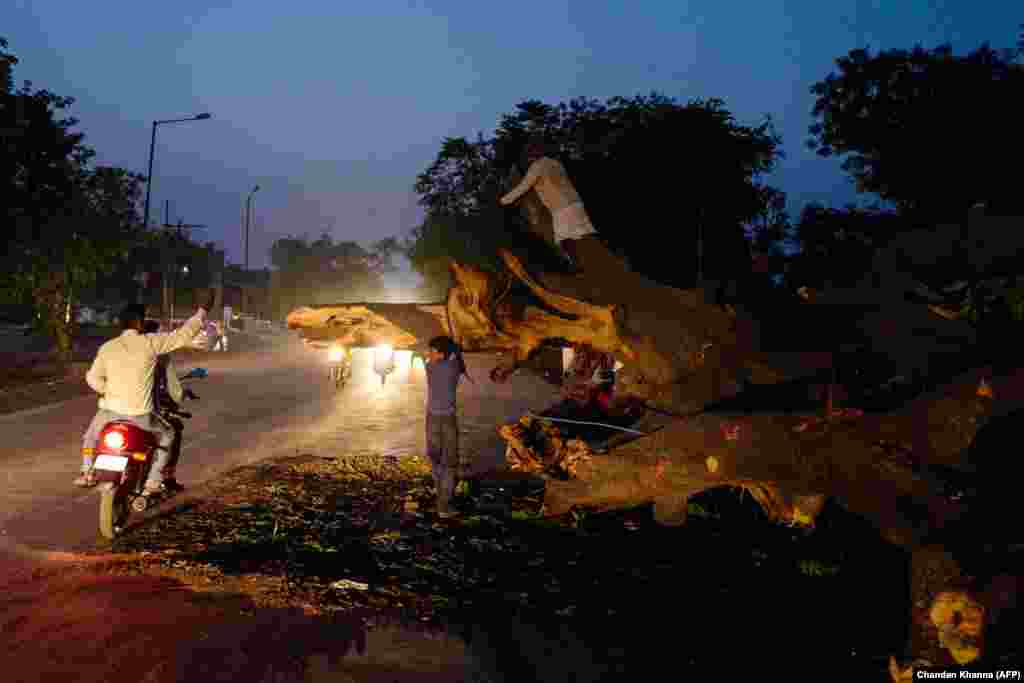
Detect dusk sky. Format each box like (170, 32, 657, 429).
(6, 1, 1019, 285)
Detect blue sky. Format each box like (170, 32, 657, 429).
(5, 1, 1019, 282)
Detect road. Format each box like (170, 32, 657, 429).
(0, 337, 558, 551)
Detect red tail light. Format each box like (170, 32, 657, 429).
(96, 422, 157, 454)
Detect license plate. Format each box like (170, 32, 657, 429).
(93, 454, 129, 472)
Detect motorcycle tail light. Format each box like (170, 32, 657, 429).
(97, 423, 157, 453)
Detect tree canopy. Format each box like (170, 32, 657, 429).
(781, 203, 908, 291)
(2, 37, 145, 356)
(807, 33, 1024, 220)
(411, 93, 785, 292)
(268, 233, 404, 313)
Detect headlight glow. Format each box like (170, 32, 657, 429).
(327, 346, 344, 362)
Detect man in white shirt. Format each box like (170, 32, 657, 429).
(500, 138, 597, 273)
(75, 300, 209, 491)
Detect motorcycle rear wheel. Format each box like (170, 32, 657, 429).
(99, 484, 130, 539)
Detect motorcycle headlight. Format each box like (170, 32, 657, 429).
(327, 346, 344, 362)
(375, 344, 394, 361)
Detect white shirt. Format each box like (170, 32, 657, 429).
(500, 157, 583, 213)
(86, 309, 206, 416)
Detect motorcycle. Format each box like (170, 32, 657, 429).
(327, 343, 352, 389)
(92, 366, 207, 539)
(372, 343, 396, 385)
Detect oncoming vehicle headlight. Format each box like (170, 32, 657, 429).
(327, 346, 345, 362)
(374, 344, 394, 361)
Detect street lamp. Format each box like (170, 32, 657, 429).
(169, 263, 191, 323)
(142, 113, 212, 232)
(244, 184, 261, 272)
(139, 112, 211, 304)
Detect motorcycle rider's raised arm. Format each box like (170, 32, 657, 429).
(85, 348, 108, 394)
(150, 308, 207, 356)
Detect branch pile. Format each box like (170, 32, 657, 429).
(500, 416, 593, 478)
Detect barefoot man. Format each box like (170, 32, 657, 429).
(500, 138, 597, 273)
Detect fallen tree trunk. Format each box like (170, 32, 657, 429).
(515, 366, 1011, 670)
(287, 303, 451, 349)
(285, 188, 1014, 670)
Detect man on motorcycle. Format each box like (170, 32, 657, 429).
(74, 298, 211, 491)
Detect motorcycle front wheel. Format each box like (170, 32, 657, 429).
(99, 483, 130, 539)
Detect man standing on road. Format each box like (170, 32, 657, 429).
(74, 297, 211, 492)
(500, 137, 597, 274)
(424, 336, 469, 518)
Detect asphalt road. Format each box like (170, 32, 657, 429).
(0, 339, 558, 551)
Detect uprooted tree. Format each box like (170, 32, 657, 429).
(288, 89, 1023, 670)
(289, 197, 1023, 669)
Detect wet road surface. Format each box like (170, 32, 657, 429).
(0, 340, 558, 550)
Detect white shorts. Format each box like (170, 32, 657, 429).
(552, 201, 597, 244)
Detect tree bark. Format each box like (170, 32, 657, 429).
(34, 270, 76, 363)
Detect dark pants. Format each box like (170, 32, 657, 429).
(164, 415, 184, 480)
(426, 413, 459, 512)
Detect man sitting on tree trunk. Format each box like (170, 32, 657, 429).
(500, 137, 597, 274)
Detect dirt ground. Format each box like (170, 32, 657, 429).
(0, 543, 253, 683)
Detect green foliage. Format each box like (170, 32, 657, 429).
(411, 93, 785, 291)
(269, 232, 405, 311)
(808, 36, 1024, 218)
(687, 502, 717, 519)
(798, 559, 840, 578)
(745, 185, 796, 288)
(1006, 284, 1024, 322)
(2, 37, 146, 357)
(783, 203, 906, 290)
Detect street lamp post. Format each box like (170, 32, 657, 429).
(244, 184, 261, 272)
(139, 112, 212, 304)
(170, 264, 190, 324)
